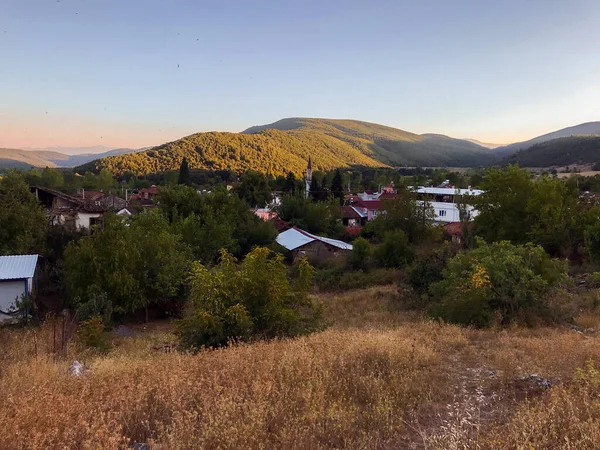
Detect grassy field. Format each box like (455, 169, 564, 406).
(2, 286, 600, 449)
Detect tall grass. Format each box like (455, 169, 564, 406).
(1, 287, 600, 449)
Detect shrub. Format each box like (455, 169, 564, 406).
(177, 248, 323, 349)
(348, 237, 371, 271)
(75, 287, 113, 324)
(77, 315, 109, 352)
(316, 267, 398, 292)
(429, 239, 568, 327)
(589, 272, 600, 288)
(586, 223, 600, 263)
(375, 229, 412, 268)
(407, 242, 456, 296)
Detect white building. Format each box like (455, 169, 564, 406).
(0, 255, 38, 322)
(413, 186, 483, 224)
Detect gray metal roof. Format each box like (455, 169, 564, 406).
(0, 255, 39, 280)
(277, 228, 353, 252)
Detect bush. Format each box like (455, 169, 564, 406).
(429, 239, 568, 327)
(348, 237, 371, 271)
(77, 315, 110, 352)
(589, 272, 600, 288)
(177, 248, 323, 350)
(316, 267, 398, 292)
(407, 243, 457, 296)
(375, 230, 412, 268)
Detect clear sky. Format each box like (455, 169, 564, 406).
(1, 0, 599, 151)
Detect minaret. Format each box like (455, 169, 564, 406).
(305, 157, 313, 199)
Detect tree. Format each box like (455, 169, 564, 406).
(178, 157, 190, 185)
(330, 169, 344, 205)
(235, 170, 272, 208)
(348, 237, 371, 271)
(283, 171, 298, 193)
(375, 230, 412, 268)
(429, 240, 568, 327)
(371, 190, 436, 243)
(64, 212, 191, 318)
(177, 248, 321, 349)
(40, 168, 64, 189)
(0, 171, 47, 255)
(275, 194, 344, 237)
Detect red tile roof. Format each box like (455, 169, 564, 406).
(356, 199, 381, 210)
(342, 205, 363, 219)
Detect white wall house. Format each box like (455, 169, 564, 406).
(0, 255, 38, 322)
(413, 186, 483, 224)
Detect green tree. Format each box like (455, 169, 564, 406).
(283, 171, 298, 193)
(236, 170, 272, 208)
(178, 157, 191, 185)
(348, 237, 371, 271)
(275, 194, 343, 237)
(177, 248, 321, 349)
(330, 169, 344, 205)
(371, 190, 436, 243)
(64, 212, 190, 317)
(375, 230, 412, 268)
(40, 168, 64, 189)
(0, 171, 47, 255)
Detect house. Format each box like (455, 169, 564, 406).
(75, 189, 128, 210)
(276, 227, 353, 260)
(253, 208, 278, 221)
(355, 199, 381, 221)
(32, 186, 105, 230)
(444, 222, 474, 246)
(139, 186, 159, 200)
(342, 205, 368, 228)
(413, 186, 483, 224)
(0, 255, 38, 322)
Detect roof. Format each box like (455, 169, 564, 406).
(356, 199, 381, 210)
(342, 205, 367, 219)
(444, 222, 474, 236)
(276, 227, 353, 251)
(76, 190, 104, 201)
(273, 217, 292, 232)
(32, 186, 106, 213)
(412, 187, 484, 196)
(379, 192, 398, 200)
(140, 187, 159, 195)
(0, 255, 39, 280)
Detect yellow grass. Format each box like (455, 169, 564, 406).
(1, 286, 600, 449)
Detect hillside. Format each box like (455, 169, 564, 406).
(501, 135, 600, 167)
(82, 118, 497, 176)
(495, 121, 600, 158)
(0, 147, 141, 169)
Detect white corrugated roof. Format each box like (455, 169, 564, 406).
(276, 228, 353, 251)
(413, 187, 483, 196)
(0, 255, 39, 280)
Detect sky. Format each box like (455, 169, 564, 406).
(1, 0, 599, 151)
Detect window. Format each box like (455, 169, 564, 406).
(438, 210, 447, 217)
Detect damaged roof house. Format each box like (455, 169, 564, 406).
(31, 186, 106, 230)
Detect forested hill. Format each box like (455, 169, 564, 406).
(80, 118, 498, 176)
(501, 135, 600, 167)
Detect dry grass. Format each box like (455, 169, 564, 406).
(2, 287, 600, 449)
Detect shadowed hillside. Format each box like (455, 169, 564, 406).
(81, 118, 497, 176)
(501, 135, 600, 167)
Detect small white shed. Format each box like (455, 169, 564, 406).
(0, 255, 39, 322)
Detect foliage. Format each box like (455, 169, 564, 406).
(274, 193, 344, 237)
(585, 220, 600, 264)
(81, 118, 497, 177)
(0, 171, 47, 255)
(158, 185, 276, 263)
(348, 237, 371, 271)
(75, 288, 113, 324)
(315, 266, 398, 291)
(407, 243, 457, 296)
(475, 166, 581, 256)
(235, 170, 272, 207)
(375, 230, 412, 268)
(502, 135, 600, 167)
(64, 212, 191, 316)
(370, 190, 437, 243)
(177, 248, 322, 349)
(177, 157, 190, 185)
(330, 169, 344, 204)
(429, 239, 568, 327)
(77, 315, 109, 352)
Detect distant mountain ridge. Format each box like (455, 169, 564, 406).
(501, 135, 600, 168)
(463, 138, 504, 149)
(0, 147, 145, 169)
(80, 117, 498, 176)
(494, 122, 600, 158)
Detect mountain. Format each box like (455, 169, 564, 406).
(82, 118, 497, 176)
(0, 147, 143, 169)
(25, 145, 114, 155)
(501, 135, 600, 168)
(463, 138, 504, 149)
(494, 121, 600, 158)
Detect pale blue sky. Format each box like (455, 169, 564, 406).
(1, 0, 599, 149)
